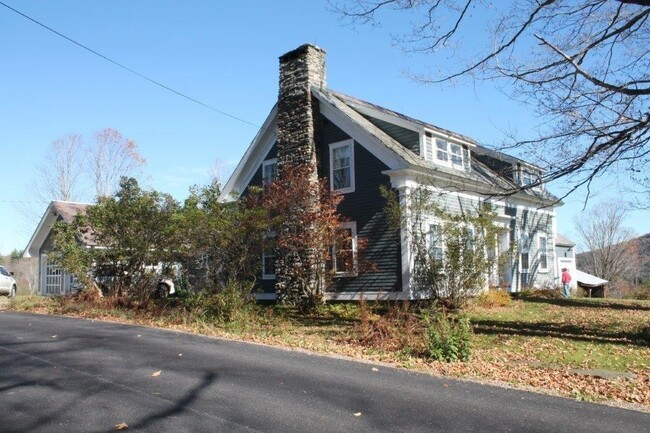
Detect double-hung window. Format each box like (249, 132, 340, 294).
(422, 132, 464, 170)
(450, 143, 463, 168)
(428, 223, 444, 261)
(519, 167, 540, 188)
(435, 139, 449, 163)
(333, 222, 357, 275)
(329, 140, 355, 193)
(262, 158, 278, 186)
(538, 235, 549, 272)
(262, 233, 276, 280)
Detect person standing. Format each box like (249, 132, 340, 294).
(561, 268, 572, 298)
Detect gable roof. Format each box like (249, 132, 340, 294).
(23, 201, 93, 258)
(221, 86, 558, 204)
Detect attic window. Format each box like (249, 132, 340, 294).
(422, 132, 464, 170)
(330, 140, 355, 194)
(519, 167, 541, 188)
(262, 158, 278, 185)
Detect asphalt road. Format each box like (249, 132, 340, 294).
(0, 312, 647, 433)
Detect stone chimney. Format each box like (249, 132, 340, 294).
(274, 44, 327, 306)
(276, 44, 326, 171)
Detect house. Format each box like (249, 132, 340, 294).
(221, 44, 563, 301)
(23, 201, 93, 296)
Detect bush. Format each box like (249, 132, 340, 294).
(357, 301, 421, 354)
(625, 286, 650, 300)
(178, 283, 254, 323)
(519, 288, 563, 299)
(475, 289, 512, 308)
(424, 312, 472, 362)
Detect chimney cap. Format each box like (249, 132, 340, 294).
(279, 44, 326, 62)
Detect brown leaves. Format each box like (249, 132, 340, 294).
(115, 422, 128, 430)
(151, 370, 161, 377)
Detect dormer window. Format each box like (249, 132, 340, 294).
(519, 166, 541, 188)
(422, 132, 464, 170)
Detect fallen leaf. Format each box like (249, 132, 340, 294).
(115, 422, 128, 430)
(51, 335, 57, 338)
(137, 335, 141, 338)
(371, 368, 378, 372)
(354, 412, 362, 417)
(178, 353, 182, 357)
(151, 370, 161, 377)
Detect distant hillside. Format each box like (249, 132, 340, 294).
(576, 233, 650, 281)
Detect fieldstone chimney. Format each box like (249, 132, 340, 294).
(274, 44, 327, 307)
(276, 44, 326, 171)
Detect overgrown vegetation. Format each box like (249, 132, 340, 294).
(424, 312, 472, 362)
(382, 184, 506, 308)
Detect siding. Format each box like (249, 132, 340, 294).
(508, 206, 556, 289)
(319, 116, 402, 293)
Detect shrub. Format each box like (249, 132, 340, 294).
(475, 289, 512, 308)
(424, 312, 472, 362)
(357, 301, 421, 354)
(178, 283, 254, 323)
(519, 288, 563, 299)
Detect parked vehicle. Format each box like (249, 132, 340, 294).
(0, 265, 17, 297)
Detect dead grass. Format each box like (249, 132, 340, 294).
(7, 294, 650, 411)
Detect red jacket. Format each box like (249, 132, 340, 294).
(561, 271, 571, 284)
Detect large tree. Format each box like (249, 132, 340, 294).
(334, 0, 650, 200)
(575, 200, 640, 292)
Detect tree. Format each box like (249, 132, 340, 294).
(382, 184, 505, 308)
(53, 177, 180, 302)
(575, 200, 640, 293)
(33, 133, 84, 202)
(334, 1, 650, 200)
(256, 164, 352, 312)
(30, 128, 145, 208)
(175, 181, 269, 290)
(88, 128, 146, 199)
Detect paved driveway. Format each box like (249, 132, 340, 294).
(0, 311, 647, 432)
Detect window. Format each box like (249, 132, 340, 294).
(428, 223, 444, 261)
(262, 158, 277, 186)
(262, 233, 276, 279)
(538, 235, 548, 272)
(0, 266, 9, 277)
(520, 252, 529, 273)
(421, 132, 464, 170)
(329, 140, 355, 193)
(520, 167, 540, 187)
(436, 139, 449, 163)
(333, 222, 357, 275)
(450, 143, 463, 168)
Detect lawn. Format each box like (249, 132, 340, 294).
(6, 294, 650, 411)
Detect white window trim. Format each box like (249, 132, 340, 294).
(518, 166, 542, 189)
(262, 232, 276, 280)
(427, 221, 445, 262)
(333, 221, 358, 276)
(538, 234, 549, 273)
(262, 158, 278, 186)
(421, 131, 464, 171)
(329, 139, 355, 194)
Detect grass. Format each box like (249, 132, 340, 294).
(5, 294, 650, 410)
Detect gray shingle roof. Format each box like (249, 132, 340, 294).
(317, 89, 557, 202)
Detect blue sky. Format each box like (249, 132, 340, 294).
(1, 0, 647, 255)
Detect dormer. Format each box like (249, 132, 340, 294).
(516, 163, 543, 189)
(420, 130, 472, 172)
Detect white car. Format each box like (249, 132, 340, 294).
(0, 265, 17, 297)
